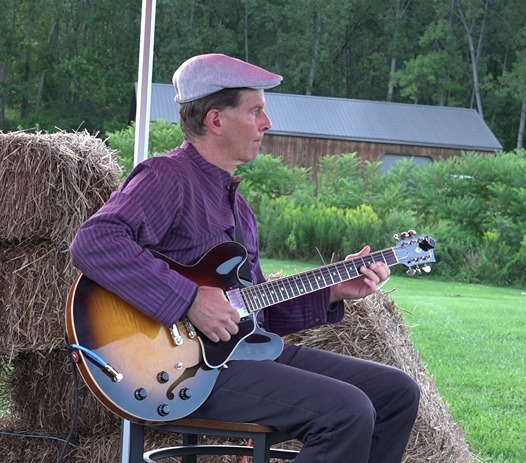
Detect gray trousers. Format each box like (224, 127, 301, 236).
(189, 344, 420, 462)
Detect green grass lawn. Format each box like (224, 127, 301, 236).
(261, 258, 526, 463)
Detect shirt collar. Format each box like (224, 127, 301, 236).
(182, 140, 241, 190)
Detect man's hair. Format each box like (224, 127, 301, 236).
(179, 88, 244, 139)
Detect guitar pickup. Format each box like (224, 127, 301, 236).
(225, 288, 250, 318)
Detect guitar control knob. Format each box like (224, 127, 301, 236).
(179, 388, 192, 400)
(157, 404, 171, 417)
(134, 388, 148, 401)
(157, 371, 170, 383)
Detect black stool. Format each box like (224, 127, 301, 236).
(120, 418, 299, 463)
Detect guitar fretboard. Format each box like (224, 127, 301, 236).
(240, 248, 398, 313)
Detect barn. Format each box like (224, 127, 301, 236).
(133, 83, 502, 175)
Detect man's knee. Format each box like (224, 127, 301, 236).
(390, 369, 421, 412)
(339, 387, 377, 431)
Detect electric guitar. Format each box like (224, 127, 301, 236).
(65, 231, 435, 424)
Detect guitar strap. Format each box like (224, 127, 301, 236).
(233, 197, 253, 285)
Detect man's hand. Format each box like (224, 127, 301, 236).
(329, 245, 391, 303)
(186, 286, 240, 343)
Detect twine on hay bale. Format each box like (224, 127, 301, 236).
(0, 241, 78, 353)
(285, 290, 479, 463)
(0, 130, 120, 245)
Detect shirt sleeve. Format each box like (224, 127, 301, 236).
(69, 161, 198, 326)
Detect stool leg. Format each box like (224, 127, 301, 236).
(120, 419, 145, 463)
(181, 433, 198, 463)
(251, 433, 271, 463)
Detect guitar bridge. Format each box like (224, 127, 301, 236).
(183, 318, 197, 339)
(169, 324, 184, 346)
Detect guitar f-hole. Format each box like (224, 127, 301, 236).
(166, 363, 204, 400)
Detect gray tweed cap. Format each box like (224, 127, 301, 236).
(172, 53, 282, 104)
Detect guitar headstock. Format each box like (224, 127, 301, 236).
(393, 230, 436, 276)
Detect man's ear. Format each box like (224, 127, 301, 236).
(205, 109, 222, 134)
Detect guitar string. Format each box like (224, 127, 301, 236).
(241, 248, 398, 313)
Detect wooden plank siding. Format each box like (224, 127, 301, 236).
(261, 134, 486, 178)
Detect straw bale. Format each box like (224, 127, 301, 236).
(5, 349, 119, 437)
(0, 241, 78, 353)
(0, 415, 117, 463)
(0, 415, 77, 463)
(285, 290, 480, 463)
(0, 130, 120, 245)
(0, 415, 272, 463)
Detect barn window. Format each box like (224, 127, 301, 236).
(379, 153, 433, 173)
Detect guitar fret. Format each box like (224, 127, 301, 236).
(241, 286, 257, 312)
(265, 280, 279, 305)
(277, 281, 293, 300)
(313, 268, 325, 289)
(343, 262, 354, 280)
(294, 275, 308, 296)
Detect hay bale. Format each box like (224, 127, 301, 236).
(0, 241, 78, 353)
(286, 290, 479, 463)
(0, 413, 103, 463)
(0, 415, 257, 463)
(0, 415, 77, 463)
(5, 349, 119, 438)
(0, 130, 120, 245)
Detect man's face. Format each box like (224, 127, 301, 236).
(219, 89, 272, 168)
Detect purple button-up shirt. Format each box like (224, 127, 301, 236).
(70, 141, 344, 336)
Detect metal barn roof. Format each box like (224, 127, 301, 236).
(143, 83, 502, 151)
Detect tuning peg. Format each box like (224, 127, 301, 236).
(406, 268, 416, 277)
(401, 231, 409, 239)
(393, 233, 399, 241)
(422, 265, 431, 273)
(408, 229, 416, 237)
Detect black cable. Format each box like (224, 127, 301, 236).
(0, 430, 78, 446)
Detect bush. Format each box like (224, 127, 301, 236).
(253, 150, 526, 286)
(235, 154, 310, 215)
(106, 120, 184, 177)
(316, 153, 381, 209)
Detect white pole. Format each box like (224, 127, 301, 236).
(122, 1, 156, 460)
(133, 0, 157, 166)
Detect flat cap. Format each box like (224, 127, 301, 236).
(173, 53, 282, 103)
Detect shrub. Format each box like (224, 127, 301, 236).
(106, 120, 184, 177)
(316, 153, 381, 209)
(235, 154, 310, 215)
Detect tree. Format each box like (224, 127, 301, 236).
(499, 45, 526, 149)
(2, 0, 526, 151)
(393, 18, 465, 105)
(385, 0, 412, 101)
(455, 0, 490, 119)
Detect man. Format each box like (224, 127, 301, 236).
(70, 53, 419, 462)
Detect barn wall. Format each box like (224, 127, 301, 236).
(260, 134, 486, 177)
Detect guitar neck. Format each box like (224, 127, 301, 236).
(241, 248, 398, 313)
